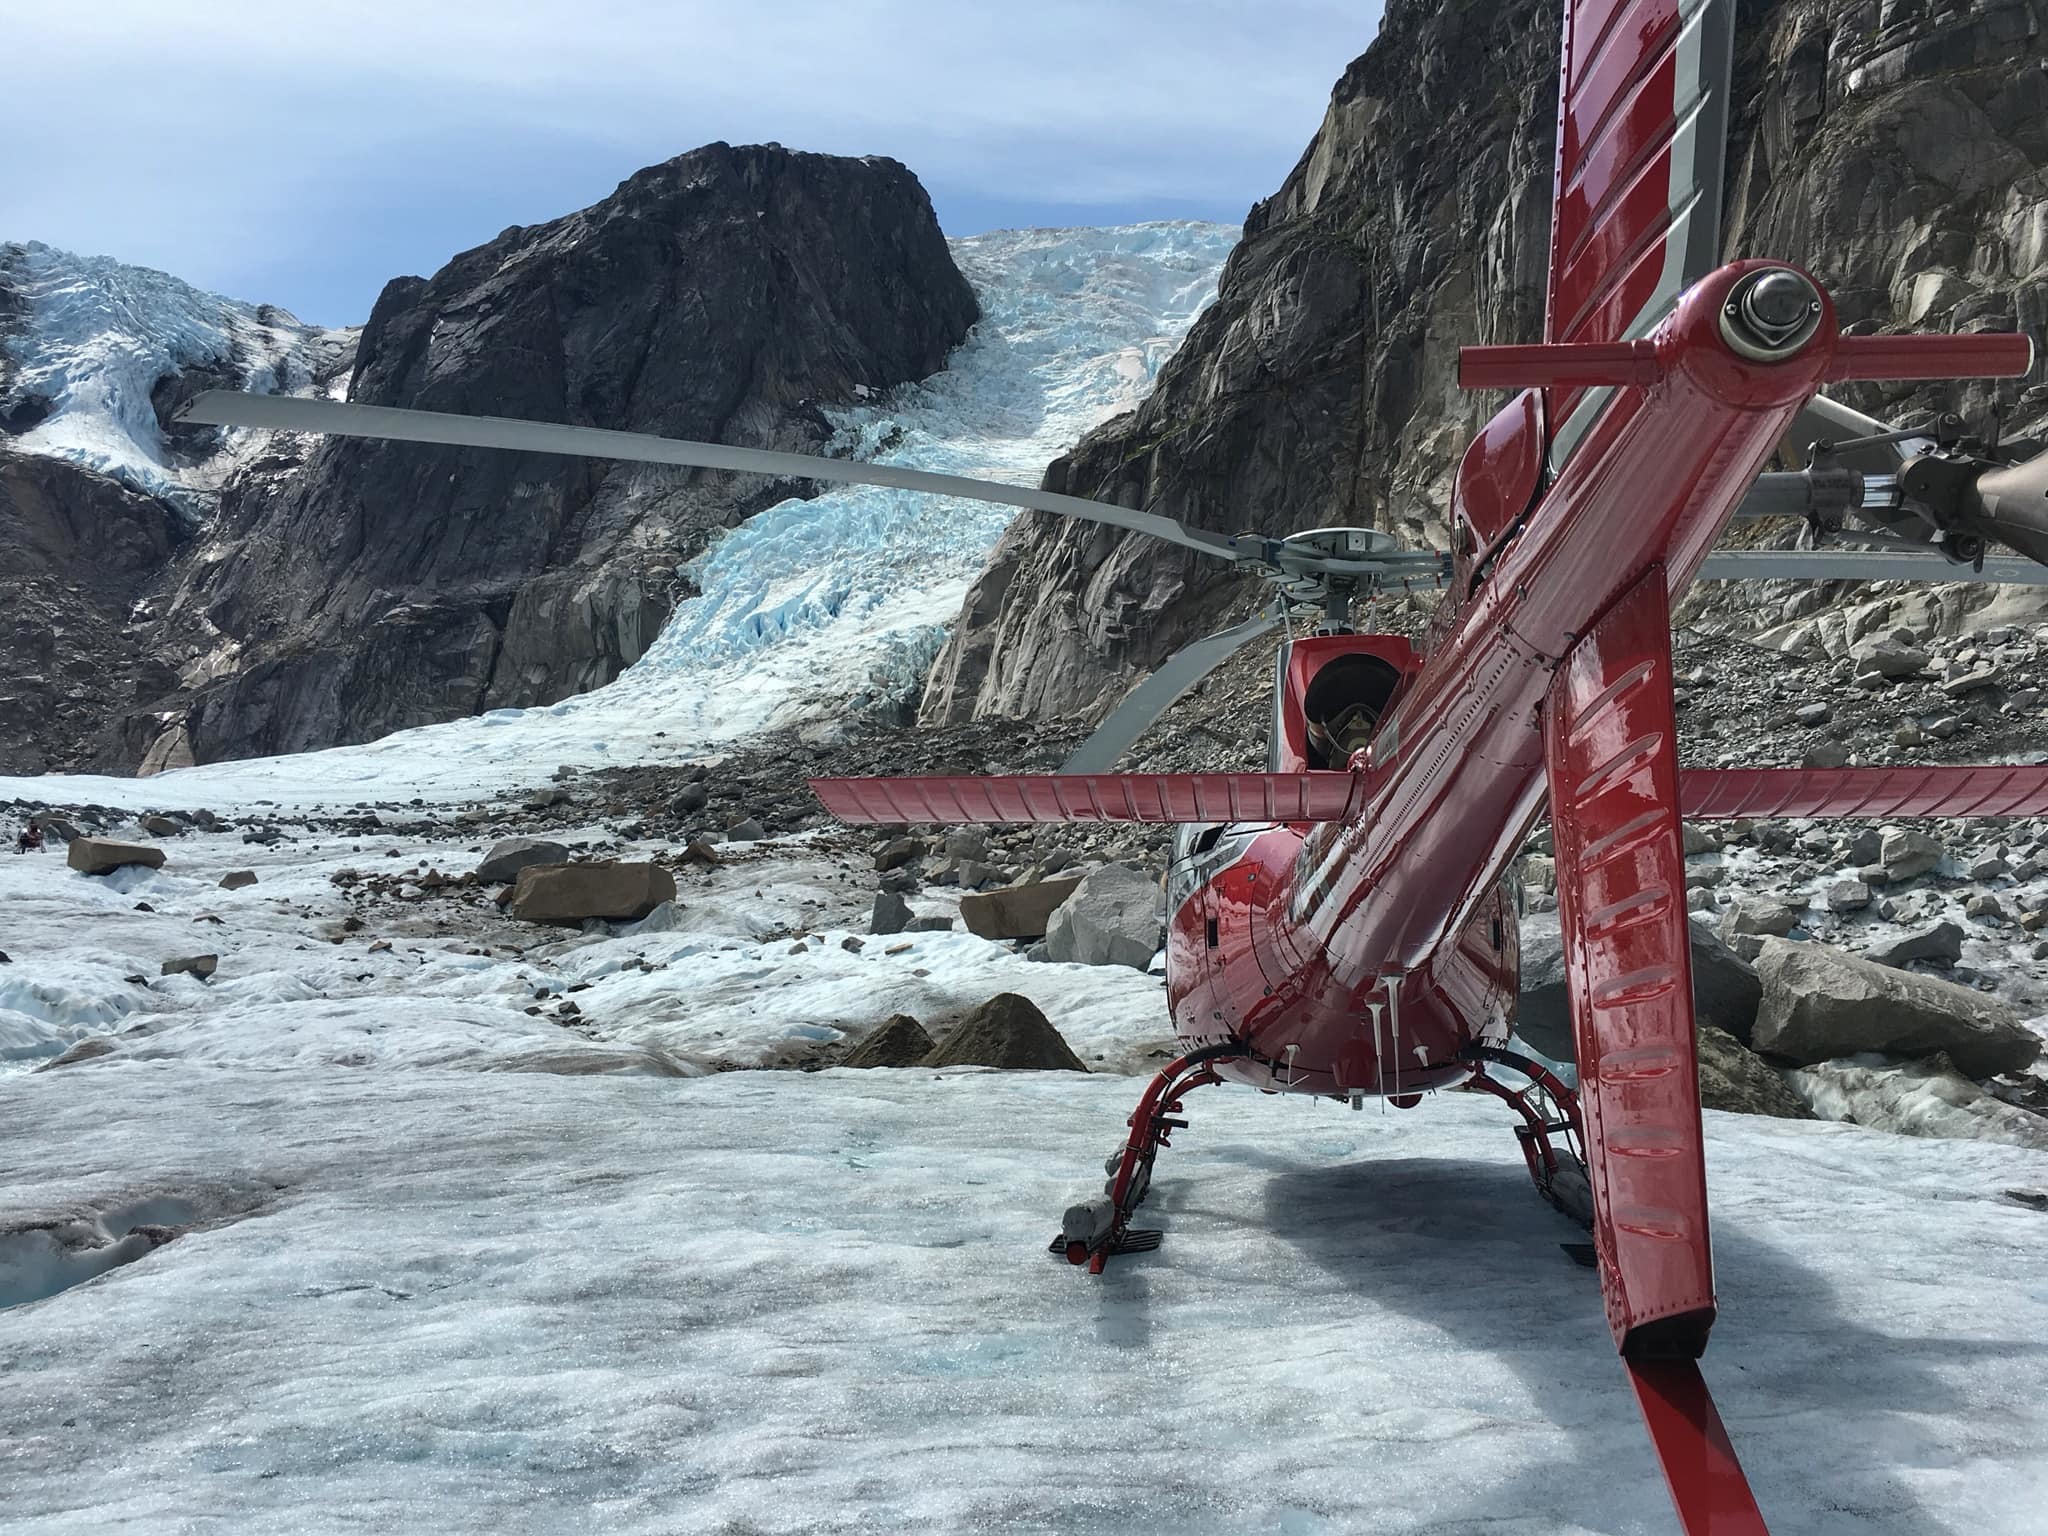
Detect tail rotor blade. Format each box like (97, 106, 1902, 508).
(1059, 609, 1284, 775)
(179, 391, 1246, 564)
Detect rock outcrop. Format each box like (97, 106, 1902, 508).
(139, 143, 977, 763)
(923, 0, 2048, 731)
(0, 451, 185, 774)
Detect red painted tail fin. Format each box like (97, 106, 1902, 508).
(809, 771, 1365, 826)
(1545, 0, 1738, 465)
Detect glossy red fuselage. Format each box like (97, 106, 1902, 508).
(1162, 262, 1838, 1097)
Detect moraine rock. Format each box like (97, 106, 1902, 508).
(1864, 920, 1965, 968)
(218, 870, 258, 890)
(1720, 898, 1802, 940)
(873, 837, 925, 872)
(922, 994, 1087, 1071)
(161, 954, 218, 981)
(958, 877, 1084, 941)
(1697, 1025, 1814, 1120)
(66, 838, 164, 875)
(1043, 862, 1164, 970)
(725, 818, 766, 843)
(139, 815, 183, 837)
(842, 1014, 936, 1069)
(1751, 937, 2039, 1079)
(1825, 879, 1871, 913)
(1848, 638, 1929, 679)
(869, 890, 912, 936)
(510, 861, 675, 925)
(1879, 828, 1944, 882)
(475, 837, 571, 884)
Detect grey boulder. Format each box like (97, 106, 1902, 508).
(1044, 863, 1163, 969)
(510, 861, 675, 925)
(1752, 937, 2039, 1079)
(67, 838, 164, 875)
(957, 877, 1083, 941)
(476, 837, 571, 884)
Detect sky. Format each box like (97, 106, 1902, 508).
(2, 1, 1386, 329)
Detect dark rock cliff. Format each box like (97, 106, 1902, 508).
(922, 0, 2048, 728)
(148, 142, 977, 764)
(0, 451, 185, 774)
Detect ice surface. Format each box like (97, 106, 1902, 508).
(0, 240, 354, 508)
(2, 1064, 2044, 1533)
(0, 821, 1175, 1081)
(0, 222, 1238, 811)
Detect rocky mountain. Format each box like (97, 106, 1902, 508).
(146, 143, 978, 767)
(0, 143, 978, 774)
(922, 0, 2048, 728)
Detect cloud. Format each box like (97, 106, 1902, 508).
(3, 1, 1384, 324)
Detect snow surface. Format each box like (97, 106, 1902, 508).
(0, 222, 1236, 811)
(3, 1064, 2045, 1533)
(0, 241, 354, 509)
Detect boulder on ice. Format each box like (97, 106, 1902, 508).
(1043, 863, 1161, 969)
(476, 837, 571, 884)
(958, 877, 1081, 940)
(843, 1014, 935, 1069)
(67, 837, 164, 875)
(922, 994, 1087, 1071)
(1751, 937, 2039, 1078)
(510, 861, 675, 925)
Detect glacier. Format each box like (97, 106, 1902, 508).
(0, 239, 355, 510)
(0, 221, 1240, 808)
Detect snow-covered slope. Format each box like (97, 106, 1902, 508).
(0, 221, 1240, 808)
(0, 239, 355, 508)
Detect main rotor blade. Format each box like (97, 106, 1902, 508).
(180, 391, 1244, 564)
(1060, 610, 1283, 774)
(1696, 549, 2048, 584)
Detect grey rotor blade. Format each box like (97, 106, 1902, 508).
(1696, 549, 2048, 584)
(181, 391, 1244, 563)
(1060, 610, 1284, 775)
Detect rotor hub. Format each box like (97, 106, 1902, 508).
(1719, 267, 1824, 362)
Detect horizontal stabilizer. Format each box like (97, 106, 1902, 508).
(1680, 764, 2048, 819)
(810, 772, 1364, 825)
(1696, 549, 2048, 585)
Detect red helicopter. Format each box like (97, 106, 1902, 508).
(189, 1, 2048, 1526)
